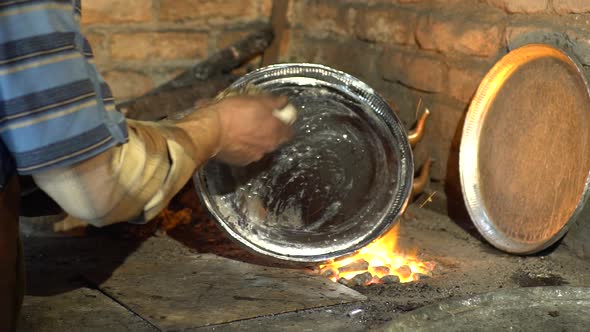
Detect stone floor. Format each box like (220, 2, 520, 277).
(17, 205, 590, 331)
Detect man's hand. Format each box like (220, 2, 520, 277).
(177, 95, 294, 166)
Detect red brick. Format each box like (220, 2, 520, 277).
(448, 64, 489, 103)
(326, 0, 401, 5)
(416, 14, 504, 57)
(417, 101, 466, 180)
(160, 0, 258, 22)
(553, 0, 590, 13)
(287, 32, 379, 81)
(110, 32, 208, 61)
(374, 80, 426, 128)
(459, 26, 503, 57)
(292, 0, 355, 37)
(216, 29, 257, 49)
(415, 16, 452, 52)
(103, 70, 154, 100)
(486, 0, 549, 13)
(355, 7, 416, 45)
(260, 0, 273, 17)
(84, 32, 107, 60)
(379, 51, 448, 93)
(81, 0, 153, 24)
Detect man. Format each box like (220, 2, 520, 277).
(0, 1, 293, 330)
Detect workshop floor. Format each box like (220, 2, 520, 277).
(17, 205, 590, 331)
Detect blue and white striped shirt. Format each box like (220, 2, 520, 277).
(0, 0, 128, 183)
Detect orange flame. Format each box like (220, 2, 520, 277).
(319, 224, 435, 284)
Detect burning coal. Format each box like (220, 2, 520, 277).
(318, 225, 435, 286)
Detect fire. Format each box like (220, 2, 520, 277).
(319, 224, 435, 285)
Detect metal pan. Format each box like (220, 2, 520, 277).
(460, 44, 590, 254)
(194, 64, 414, 263)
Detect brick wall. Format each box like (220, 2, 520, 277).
(82, 0, 590, 205)
(81, 0, 590, 255)
(274, 0, 590, 194)
(81, 0, 272, 100)
(83, 0, 590, 186)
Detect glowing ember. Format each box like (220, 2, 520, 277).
(319, 224, 435, 285)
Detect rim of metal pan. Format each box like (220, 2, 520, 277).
(459, 44, 590, 255)
(194, 63, 414, 263)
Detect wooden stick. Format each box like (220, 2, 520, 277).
(123, 25, 273, 101)
(262, 0, 290, 66)
(121, 74, 236, 121)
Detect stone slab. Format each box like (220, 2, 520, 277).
(84, 238, 366, 331)
(380, 286, 590, 332)
(187, 305, 366, 332)
(18, 288, 157, 332)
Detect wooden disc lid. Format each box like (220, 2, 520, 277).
(460, 44, 590, 254)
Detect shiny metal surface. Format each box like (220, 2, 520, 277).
(460, 44, 590, 254)
(195, 64, 413, 263)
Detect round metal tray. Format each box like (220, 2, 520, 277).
(194, 64, 413, 262)
(460, 44, 590, 254)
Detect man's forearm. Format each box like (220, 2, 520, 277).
(32, 112, 220, 227)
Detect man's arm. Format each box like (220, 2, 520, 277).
(32, 113, 218, 226)
(33, 96, 292, 228)
(1, 2, 291, 227)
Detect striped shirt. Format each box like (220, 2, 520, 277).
(0, 0, 128, 184)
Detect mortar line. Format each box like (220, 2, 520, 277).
(83, 278, 163, 332)
(171, 300, 366, 332)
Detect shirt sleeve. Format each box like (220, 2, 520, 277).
(33, 119, 205, 227)
(31, 100, 221, 227)
(0, 0, 128, 175)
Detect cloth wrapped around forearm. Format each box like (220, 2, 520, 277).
(32, 118, 215, 229)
